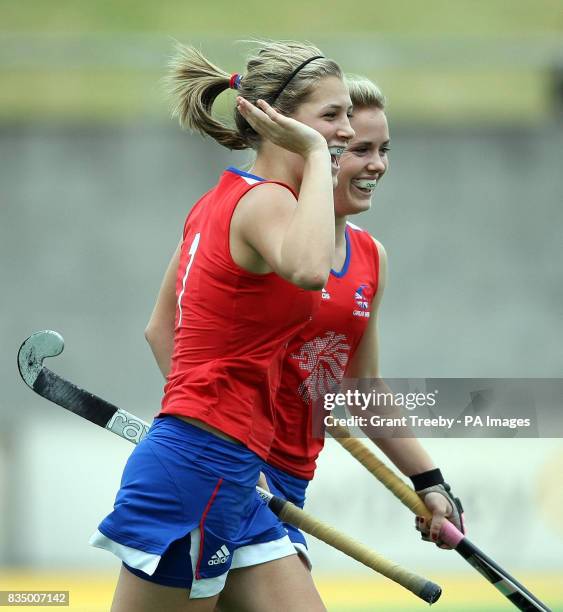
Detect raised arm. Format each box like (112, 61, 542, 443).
(232, 98, 338, 290)
(231, 175, 333, 290)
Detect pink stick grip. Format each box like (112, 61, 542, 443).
(439, 519, 464, 548)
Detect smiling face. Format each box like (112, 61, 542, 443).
(333, 106, 390, 216)
(291, 76, 355, 186)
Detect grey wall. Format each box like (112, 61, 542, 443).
(3, 122, 561, 400)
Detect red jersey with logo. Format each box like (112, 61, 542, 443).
(159, 167, 319, 460)
(268, 221, 379, 478)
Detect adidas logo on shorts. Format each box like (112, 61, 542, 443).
(208, 545, 230, 565)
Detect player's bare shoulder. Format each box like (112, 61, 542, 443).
(231, 181, 298, 257)
(371, 236, 387, 264)
(230, 181, 298, 274)
(235, 182, 297, 226)
(347, 221, 387, 294)
(370, 235, 387, 296)
(346, 221, 387, 267)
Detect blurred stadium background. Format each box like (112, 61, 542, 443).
(1, 1, 563, 610)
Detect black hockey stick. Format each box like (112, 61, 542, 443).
(18, 329, 149, 444)
(17, 330, 442, 605)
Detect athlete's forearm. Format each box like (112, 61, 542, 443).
(280, 149, 335, 289)
(371, 437, 436, 478)
(354, 378, 436, 477)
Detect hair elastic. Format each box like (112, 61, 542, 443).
(270, 55, 324, 104)
(229, 73, 243, 90)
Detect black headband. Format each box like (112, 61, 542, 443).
(270, 55, 324, 105)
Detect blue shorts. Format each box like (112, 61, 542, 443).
(231, 463, 311, 570)
(89, 416, 293, 598)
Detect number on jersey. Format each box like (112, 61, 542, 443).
(177, 232, 201, 327)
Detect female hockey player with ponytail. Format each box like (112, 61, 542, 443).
(90, 40, 354, 612)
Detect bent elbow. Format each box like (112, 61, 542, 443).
(144, 324, 156, 345)
(290, 268, 330, 291)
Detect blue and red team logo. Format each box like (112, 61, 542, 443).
(353, 284, 371, 317)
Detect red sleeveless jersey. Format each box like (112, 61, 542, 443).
(268, 222, 380, 478)
(159, 167, 319, 460)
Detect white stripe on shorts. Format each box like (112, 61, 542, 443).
(229, 534, 296, 570)
(188, 527, 229, 599)
(89, 529, 161, 575)
(89, 527, 229, 599)
(293, 542, 312, 570)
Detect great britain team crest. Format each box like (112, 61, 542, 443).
(353, 284, 371, 318)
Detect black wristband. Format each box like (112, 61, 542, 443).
(410, 468, 444, 491)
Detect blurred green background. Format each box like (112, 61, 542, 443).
(1, 0, 562, 122)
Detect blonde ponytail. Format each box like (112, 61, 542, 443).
(167, 44, 247, 150)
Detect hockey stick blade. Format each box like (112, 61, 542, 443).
(18, 330, 149, 444)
